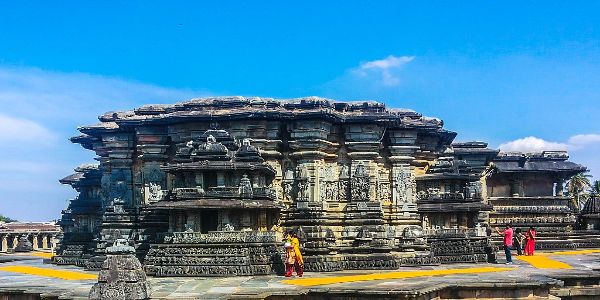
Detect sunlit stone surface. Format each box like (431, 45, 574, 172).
(51, 97, 591, 276)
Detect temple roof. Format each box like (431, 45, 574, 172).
(492, 151, 586, 175)
(75, 97, 456, 141)
(59, 164, 101, 185)
(0, 222, 60, 233)
(451, 141, 499, 157)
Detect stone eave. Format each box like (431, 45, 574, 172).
(59, 173, 84, 185)
(162, 161, 276, 175)
(147, 199, 282, 210)
(83, 97, 453, 132)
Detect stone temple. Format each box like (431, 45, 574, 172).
(52, 96, 592, 276)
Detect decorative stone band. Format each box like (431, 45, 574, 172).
(161, 231, 281, 244)
(424, 228, 482, 237)
(172, 186, 276, 200)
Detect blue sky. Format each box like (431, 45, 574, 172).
(1, 2, 599, 221)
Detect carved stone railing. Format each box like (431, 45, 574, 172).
(159, 231, 282, 244)
(493, 205, 572, 213)
(174, 188, 201, 199)
(253, 187, 277, 199)
(171, 187, 276, 200)
(424, 228, 482, 237)
(417, 192, 482, 202)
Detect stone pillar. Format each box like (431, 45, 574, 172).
(217, 172, 225, 187)
(33, 235, 39, 250)
(556, 179, 564, 197)
(258, 210, 267, 231)
(1, 235, 7, 252)
(510, 179, 521, 197)
(42, 235, 48, 249)
(388, 129, 421, 228)
(195, 173, 204, 190)
(12, 236, 18, 250)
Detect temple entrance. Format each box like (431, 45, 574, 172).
(200, 210, 218, 233)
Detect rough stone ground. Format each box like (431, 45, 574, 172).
(1, 251, 600, 299)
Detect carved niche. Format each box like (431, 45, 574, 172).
(351, 163, 370, 202)
(282, 168, 294, 202)
(295, 166, 309, 202)
(110, 169, 130, 205)
(319, 165, 338, 202)
(143, 165, 166, 203)
(393, 165, 415, 204)
(338, 164, 350, 201)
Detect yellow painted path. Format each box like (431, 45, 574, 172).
(0, 266, 98, 280)
(29, 252, 54, 259)
(516, 255, 572, 269)
(514, 249, 600, 269)
(283, 266, 515, 286)
(543, 249, 600, 256)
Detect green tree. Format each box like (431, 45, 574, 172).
(0, 214, 18, 223)
(568, 172, 592, 211)
(590, 180, 600, 195)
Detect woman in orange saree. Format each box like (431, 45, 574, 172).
(284, 232, 304, 277)
(290, 233, 304, 277)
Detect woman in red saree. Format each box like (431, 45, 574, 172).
(524, 227, 537, 255)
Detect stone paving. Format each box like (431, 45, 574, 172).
(1, 251, 600, 299)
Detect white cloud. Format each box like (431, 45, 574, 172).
(0, 66, 207, 124)
(499, 134, 600, 153)
(0, 114, 56, 144)
(352, 55, 415, 86)
(568, 134, 600, 147)
(0, 65, 211, 221)
(498, 135, 600, 179)
(498, 136, 569, 152)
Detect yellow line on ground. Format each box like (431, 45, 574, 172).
(542, 249, 600, 256)
(282, 267, 515, 287)
(516, 255, 572, 269)
(0, 266, 98, 280)
(29, 252, 54, 259)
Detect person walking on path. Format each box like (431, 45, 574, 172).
(514, 228, 525, 256)
(290, 232, 304, 276)
(496, 224, 514, 264)
(283, 231, 304, 277)
(524, 227, 537, 255)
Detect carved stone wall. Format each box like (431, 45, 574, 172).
(63, 97, 511, 275)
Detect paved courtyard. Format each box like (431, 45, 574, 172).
(1, 250, 600, 299)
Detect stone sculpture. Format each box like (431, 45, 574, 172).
(89, 233, 149, 300)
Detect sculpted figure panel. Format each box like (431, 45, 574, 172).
(351, 163, 370, 202)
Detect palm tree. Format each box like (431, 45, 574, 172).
(591, 180, 600, 195)
(568, 172, 592, 211)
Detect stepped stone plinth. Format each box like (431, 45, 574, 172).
(89, 237, 149, 300)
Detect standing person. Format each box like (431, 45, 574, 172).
(284, 241, 297, 277)
(513, 228, 524, 256)
(484, 224, 493, 237)
(495, 224, 514, 264)
(525, 227, 537, 255)
(290, 232, 304, 277)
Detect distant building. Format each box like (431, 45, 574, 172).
(0, 222, 60, 253)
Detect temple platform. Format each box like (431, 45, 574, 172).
(3, 250, 600, 299)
